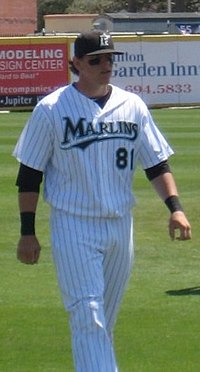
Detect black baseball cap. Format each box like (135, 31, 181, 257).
(74, 31, 124, 58)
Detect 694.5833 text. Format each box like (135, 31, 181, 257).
(125, 83, 192, 94)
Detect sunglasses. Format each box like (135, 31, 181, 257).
(87, 55, 113, 66)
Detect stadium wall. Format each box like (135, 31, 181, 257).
(0, 34, 200, 110)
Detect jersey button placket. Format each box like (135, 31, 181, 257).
(98, 141, 114, 217)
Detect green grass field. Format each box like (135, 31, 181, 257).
(0, 109, 200, 371)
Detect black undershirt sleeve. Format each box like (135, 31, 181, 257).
(145, 160, 171, 181)
(16, 163, 43, 192)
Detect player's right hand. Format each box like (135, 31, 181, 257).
(17, 235, 41, 264)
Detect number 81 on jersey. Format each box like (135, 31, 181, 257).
(116, 147, 134, 170)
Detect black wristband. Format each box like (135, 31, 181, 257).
(20, 212, 35, 236)
(165, 195, 183, 213)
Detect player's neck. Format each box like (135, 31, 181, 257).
(75, 81, 110, 99)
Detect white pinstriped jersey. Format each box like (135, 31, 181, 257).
(13, 84, 174, 217)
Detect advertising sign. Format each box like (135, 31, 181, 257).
(110, 35, 200, 107)
(0, 40, 68, 108)
(176, 23, 200, 34)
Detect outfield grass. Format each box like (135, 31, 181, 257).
(0, 109, 200, 371)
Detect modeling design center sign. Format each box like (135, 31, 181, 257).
(0, 43, 68, 107)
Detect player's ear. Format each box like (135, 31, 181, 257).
(73, 57, 82, 73)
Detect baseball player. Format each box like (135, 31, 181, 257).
(13, 31, 191, 371)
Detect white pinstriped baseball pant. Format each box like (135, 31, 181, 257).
(50, 209, 134, 372)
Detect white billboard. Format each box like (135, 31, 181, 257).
(111, 34, 200, 107)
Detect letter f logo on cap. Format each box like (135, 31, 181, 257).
(100, 33, 111, 47)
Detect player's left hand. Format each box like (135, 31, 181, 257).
(168, 211, 191, 240)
